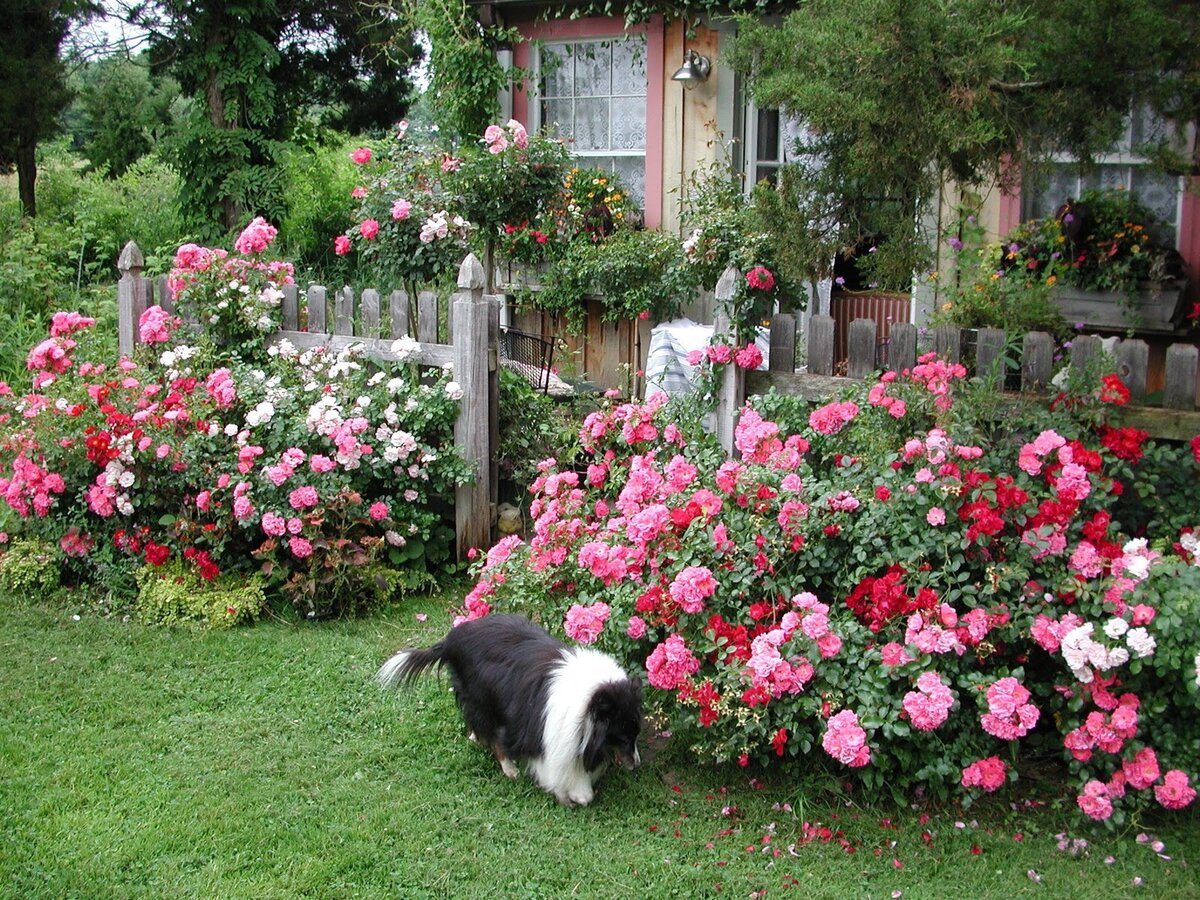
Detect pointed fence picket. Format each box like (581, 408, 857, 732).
(116, 242, 500, 560)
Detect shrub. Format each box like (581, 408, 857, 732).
(0, 538, 61, 596)
(0, 222, 472, 618)
(135, 560, 266, 627)
(462, 355, 1200, 825)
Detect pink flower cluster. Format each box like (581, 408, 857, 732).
(822, 709, 870, 768)
(980, 676, 1040, 741)
(483, 119, 529, 154)
(0, 455, 66, 517)
(564, 600, 610, 644)
(901, 670, 955, 731)
(668, 565, 717, 614)
(961, 756, 1007, 793)
(646, 633, 701, 690)
(233, 216, 279, 255)
(808, 401, 860, 436)
(138, 305, 181, 345)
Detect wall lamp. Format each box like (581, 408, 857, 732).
(671, 49, 711, 88)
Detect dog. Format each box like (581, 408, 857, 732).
(377, 614, 642, 807)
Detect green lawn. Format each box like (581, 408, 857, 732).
(2, 593, 1198, 899)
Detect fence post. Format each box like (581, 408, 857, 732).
(808, 315, 835, 375)
(453, 253, 493, 560)
(1021, 332, 1054, 393)
(713, 266, 744, 457)
(117, 240, 149, 358)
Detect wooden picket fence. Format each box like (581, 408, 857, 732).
(715, 305, 1200, 454)
(115, 242, 500, 560)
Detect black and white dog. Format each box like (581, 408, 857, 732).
(377, 614, 642, 807)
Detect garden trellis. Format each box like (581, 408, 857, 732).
(116, 242, 501, 560)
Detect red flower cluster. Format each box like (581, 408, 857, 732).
(845, 565, 937, 633)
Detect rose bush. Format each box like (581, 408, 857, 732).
(0, 225, 472, 619)
(457, 352, 1200, 825)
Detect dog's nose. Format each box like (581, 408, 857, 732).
(625, 747, 641, 771)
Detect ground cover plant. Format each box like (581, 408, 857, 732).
(464, 353, 1200, 830)
(3, 595, 1199, 899)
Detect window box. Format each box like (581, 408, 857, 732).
(1054, 280, 1189, 333)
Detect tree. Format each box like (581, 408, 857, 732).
(727, 0, 1197, 289)
(67, 54, 181, 177)
(0, 0, 97, 218)
(116, 0, 421, 236)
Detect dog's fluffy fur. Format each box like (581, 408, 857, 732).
(377, 614, 642, 807)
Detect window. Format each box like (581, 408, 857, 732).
(534, 36, 648, 207)
(1021, 106, 1183, 245)
(743, 104, 784, 189)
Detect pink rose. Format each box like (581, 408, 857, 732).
(334, 235, 352, 256)
(359, 219, 380, 240)
(350, 146, 373, 164)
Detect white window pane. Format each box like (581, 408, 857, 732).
(574, 44, 611, 97)
(573, 98, 610, 150)
(1131, 168, 1180, 242)
(541, 100, 572, 139)
(611, 97, 647, 150)
(540, 46, 572, 98)
(612, 156, 646, 208)
(1131, 104, 1169, 148)
(611, 38, 647, 96)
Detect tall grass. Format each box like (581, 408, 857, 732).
(2, 594, 1198, 899)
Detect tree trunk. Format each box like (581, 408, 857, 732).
(16, 134, 37, 218)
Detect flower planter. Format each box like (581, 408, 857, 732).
(1054, 280, 1188, 333)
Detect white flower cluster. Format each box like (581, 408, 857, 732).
(1180, 531, 1200, 566)
(101, 457, 135, 516)
(159, 343, 199, 374)
(418, 210, 470, 244)
(1062, 617, 1156, 684)
(390, 335, 420, 361)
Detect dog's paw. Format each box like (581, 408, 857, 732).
(499, 757, 520, 779)
(565, 785, 594, 808)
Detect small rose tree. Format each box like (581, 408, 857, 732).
(459, 355, 1200, 825)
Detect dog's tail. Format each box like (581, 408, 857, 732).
(376, 645, 445, 688)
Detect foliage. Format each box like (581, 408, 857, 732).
(933, 200, 1068, 337)
(0, 0, 96, 217)
(409, 0, 518, 142)
(496, 367, 584, 497)
(726, 0, 1198, 295)
(134, 559, 266, 627)
(334, 123, 472, 292)
(0, 238, 471, 617)
(528, 227, 699, 331)
(441, 120, 571, 244)
(937, 188, 1187, 334)
(167, 218, 295, 363)
(0, 538, 60, 595)
(132, 0, 421, 234)
(65, 53, 182, 178)
(680, 163, 802, 339)
(464, 353, 1200, 825)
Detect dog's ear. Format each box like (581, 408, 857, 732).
(583, 696, 613, 771)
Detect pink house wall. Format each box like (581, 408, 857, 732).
(509, 15, 665, 230)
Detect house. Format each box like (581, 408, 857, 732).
(475, 2, 1199, 392)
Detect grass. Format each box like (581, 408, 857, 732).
(2, 593, 1198, 899)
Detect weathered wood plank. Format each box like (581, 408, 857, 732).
(417, 291, 439, 344)
(453, 254, 491, 561)
(307, 285, 327, 334)
(116, 240, 148, 358)
(1164, 343, 1199, 410)
(361, 289, 381, 337)
(1069, 334, 1104, 375)
(887, 322, 917, 372)
(1115, 339, 1149, 404)
(975, 328, 1008, 383)
(847, 318, 878, 379)
(335, 286, 354, 336)
(1021, 331, 1054, 393)
(390, 290, 410, 338)
(281, 283, 300, 331)
(809, 315, 835, 376)
(768, 313, 795, 372)
(933, 325, 962, 364)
